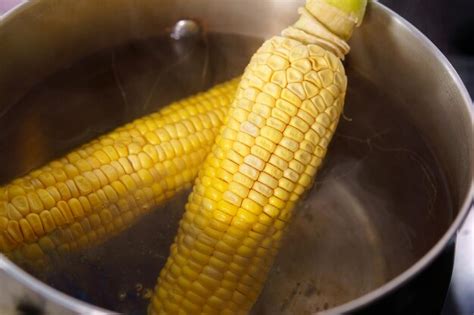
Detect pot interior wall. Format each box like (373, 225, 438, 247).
(0, 1, 471, 314)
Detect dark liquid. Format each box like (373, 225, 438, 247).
(0, 33, 452, 314)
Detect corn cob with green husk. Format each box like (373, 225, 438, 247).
(0, 78, 239, 265)
(150, 0, 367, 313)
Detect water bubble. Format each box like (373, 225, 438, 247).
(118, 290, 127, 301)
(135, 283, 143, 292)
(142, 288, 153, 299)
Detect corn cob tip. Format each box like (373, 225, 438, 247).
(297, 0, 367, 44)
(321, 0, 367, 26)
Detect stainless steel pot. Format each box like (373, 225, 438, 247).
(0, 1, 472, 314)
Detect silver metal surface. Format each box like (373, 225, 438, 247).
(443, 207, 474, 315)
(0, 1, 472, 314)
(328, 3, 474, 313)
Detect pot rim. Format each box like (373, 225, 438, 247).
(0, 256, 115, 314)
(0, 1, 472, 314)
(0, 0, 26, 22)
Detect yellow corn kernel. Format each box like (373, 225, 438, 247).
(19, 219, 36, 241)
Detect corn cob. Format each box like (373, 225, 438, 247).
(150, 0, 367, 313)
(0, 78, 239, 265)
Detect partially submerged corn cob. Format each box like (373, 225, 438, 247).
(0, 79, 239, 265)
(150, 0, 367, 313)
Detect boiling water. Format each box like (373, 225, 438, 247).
(0, 33, 452, 314)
